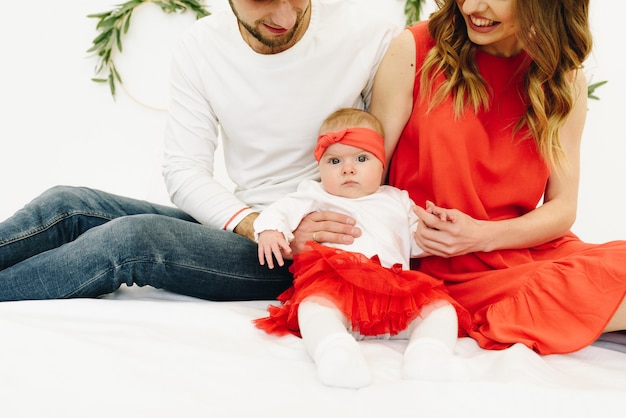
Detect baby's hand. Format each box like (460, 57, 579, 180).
(257, 230, 292, 269)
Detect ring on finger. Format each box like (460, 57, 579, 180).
(312, 232, 317, 242)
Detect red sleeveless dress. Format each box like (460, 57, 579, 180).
(388, 22, 626, 354)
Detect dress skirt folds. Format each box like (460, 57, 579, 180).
(254, 242, 471, 338)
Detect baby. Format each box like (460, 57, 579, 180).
(253, 108, 470, 388)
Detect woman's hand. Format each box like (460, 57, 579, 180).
(289, 211, 362, 257)
(413, 201, 488, 258)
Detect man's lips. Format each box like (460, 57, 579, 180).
(263, 24, 288, 35)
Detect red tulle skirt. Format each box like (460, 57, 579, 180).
(254, 242, 470, 338)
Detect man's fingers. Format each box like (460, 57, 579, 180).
(313, 231, 357, 245)
(307, 210, 356, 226)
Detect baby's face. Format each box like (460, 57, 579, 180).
(318, 142, 383, 198)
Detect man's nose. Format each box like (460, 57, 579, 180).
(271, 1, 297, 30)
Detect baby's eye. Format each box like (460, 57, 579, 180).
(330, 157, 341, 164)
(357, 155, 368, 162)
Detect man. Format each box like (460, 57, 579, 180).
(0, 0, 399, 301)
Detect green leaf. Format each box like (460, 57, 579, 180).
(108, 73, 116, 97)
(87, 0, 211, 98)
(87, 12, 112, 19)
(115, 28, 124, 52)
(123, 13, 132, 34)
(404, 0, 425, 26)
(118, 0, 143, 15)
(587, 80, 607, 100)
(91, 28, 113, 46)
(112, 65, 123, 83)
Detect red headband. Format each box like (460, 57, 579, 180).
(314, 127, 386, 168)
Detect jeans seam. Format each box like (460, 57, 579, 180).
(163, 260, 290, 282)
(64, 257, 289, 297)
(0, 210, 115, 246)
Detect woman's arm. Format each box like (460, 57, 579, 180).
(370, 29, 416, 175)
(414, 70, 588, 257)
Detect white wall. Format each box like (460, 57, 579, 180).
(1, 1, 624, 244)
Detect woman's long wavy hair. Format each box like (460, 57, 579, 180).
(420, 0, 592, 170)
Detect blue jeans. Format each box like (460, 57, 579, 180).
(0, 186, 293, 301)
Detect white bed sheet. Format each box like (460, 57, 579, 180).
(2, 285, 624, 418)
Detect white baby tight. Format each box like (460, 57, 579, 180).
(297, 298, 468, 389)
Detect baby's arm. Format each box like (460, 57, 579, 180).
(410, 200, 456, 257)
(257, 230, 292, 269)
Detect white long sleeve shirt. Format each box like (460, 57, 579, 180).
(163, 0, 399, 229)
(254, 180, 424, 269)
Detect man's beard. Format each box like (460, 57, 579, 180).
(238, 18, 300, 49)
(230, 1, 310, 49)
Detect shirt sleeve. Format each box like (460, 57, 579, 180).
(162, 33, 253, 230)
(402, 190, 425, 258)
(253, 181, 320, 243)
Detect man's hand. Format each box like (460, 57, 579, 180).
(233, 212, 260, 241)
(289, 210, 361, 256)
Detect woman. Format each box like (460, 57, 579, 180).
(369, 0, 626, 354)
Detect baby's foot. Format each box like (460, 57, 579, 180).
(403, 338, 469, 381)
(315, 333, 371, 389)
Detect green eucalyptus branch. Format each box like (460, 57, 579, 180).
(587, 80, 608, 101)
(87, 0, 209, 98)
(404, 0, 426, 26)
